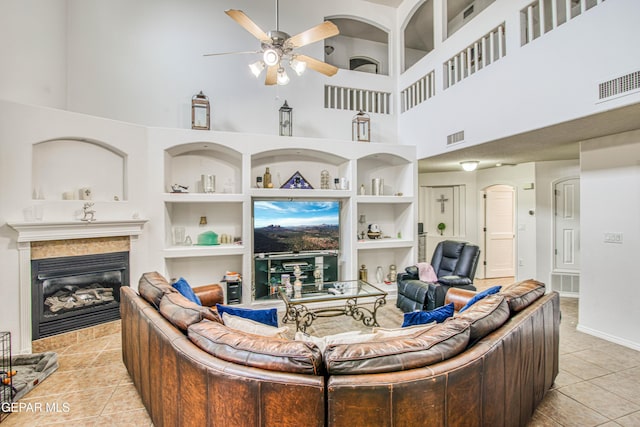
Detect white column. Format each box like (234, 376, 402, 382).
(17, 242, 32, 354)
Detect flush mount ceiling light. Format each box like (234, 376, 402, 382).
(460, 161, 479, 172)
(203, 0, 340, 86)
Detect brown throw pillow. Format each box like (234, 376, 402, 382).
(159, 292, 221, 332)
(499, 279, 546, 313)
(188, 320, 323, 375)
(455, 295, 510, 342)
(138, 271, 177, 308)
(324, 317, 471, 375)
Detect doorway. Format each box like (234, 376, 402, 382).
(483, 185, 515, 278)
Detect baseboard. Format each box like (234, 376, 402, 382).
(576, 324, 640, 351)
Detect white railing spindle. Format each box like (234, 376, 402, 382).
(565, 0, 572, 22)
(498, 25, 504, 58)
(539, 0, 546, 37)
(527, 6, 535, 43)
(551, 0, 558, 29)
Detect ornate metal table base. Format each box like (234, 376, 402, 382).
(282, 295, 387, 333)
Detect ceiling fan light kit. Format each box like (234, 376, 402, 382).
(460, 161, 479, 171)
(205, 2, 339, 86)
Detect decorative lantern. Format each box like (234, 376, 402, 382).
(279, 100, 293, 136)
(352, 110, 370, 142)
(191, 91, 210, 130)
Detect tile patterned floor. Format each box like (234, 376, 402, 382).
(3, 278, 639, 426)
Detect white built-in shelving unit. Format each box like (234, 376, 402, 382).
(146, 129, 416, 306)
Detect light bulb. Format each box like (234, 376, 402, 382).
(263, 48, 280, 66)
(249, 60, 265, 77)
(290, 58, 307, 76)
(277, 68, 290, 85)
(460, 161, 479, 172)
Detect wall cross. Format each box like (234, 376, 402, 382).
(436, 194, 449, 213)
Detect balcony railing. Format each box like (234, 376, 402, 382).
(521, 0, 606, 46)
(324, 85, 392, 114)
(401, 71, 436, 113)
(443, 24, 506, 89)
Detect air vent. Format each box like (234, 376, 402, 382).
(599, 71, 640, 100)
(447, 131, 465, 145)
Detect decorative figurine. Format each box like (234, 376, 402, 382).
(171, 184, 189, 193)
(293, 265, 303, 298)
(81, 202, 96, 222)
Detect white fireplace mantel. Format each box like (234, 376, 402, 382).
(7, 219, 148, 354)
(8, 219, 148, 243)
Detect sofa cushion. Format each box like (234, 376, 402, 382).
(188, 320, 323, 375)
(372, 322, 437, 338)
(455, 295, 510, 342)
(172, 277, 201, 305)
(138, 271, 177, 308)
(159, 292, 221, 332)
(499, 280, 546, 313)
(216, 304, 278, 327)
(402, 303, 454, 327)
(324, 317, 471, 375)
(295, 330, 375, 354)
(459, 285, 502, 313)
(222, 312, 289, 338)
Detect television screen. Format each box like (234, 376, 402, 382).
(253, 200, 340, 254)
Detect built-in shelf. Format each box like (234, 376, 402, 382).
(163, 245, 246, 258)
(249, 189, 350, 198)
(356, 239, 415, 249)
(356, 196, 413, 203)
(163, 193, 245, 203)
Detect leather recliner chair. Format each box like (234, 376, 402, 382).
(396, 240, 481, 312)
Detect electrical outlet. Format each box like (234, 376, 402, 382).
(604, 232, 623, 244)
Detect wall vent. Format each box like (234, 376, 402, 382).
(447, 130, 465, 145)
(599, 71, 640, 100)
(551, 273, 579, 296)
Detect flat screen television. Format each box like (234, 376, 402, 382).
(253, 200, 340, 254)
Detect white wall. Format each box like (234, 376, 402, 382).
(0, 0, 67, 109)
(0, 100, 151, 351)
(61, 0, 398, 141)
(534, 159, 580, 287)
(398, 0, 640, 158)
(579, 130, 640, 350)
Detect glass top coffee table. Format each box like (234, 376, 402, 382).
(278, 280, 387, 333)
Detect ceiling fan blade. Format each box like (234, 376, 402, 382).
(203, 50, 260, 57)
(265, 65, 278, 85)
(287, 21, 339, 49)
(225, 9, 271, 42)
(296, 55, 338, 77)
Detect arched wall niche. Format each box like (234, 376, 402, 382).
(32, 138, 127, 201)
(402, 0, 435, 73)
(323, 15, 390, 76)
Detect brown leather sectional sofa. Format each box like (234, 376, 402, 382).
(121, 272, 560, 426)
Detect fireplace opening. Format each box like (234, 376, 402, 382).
(31, 252, 129, 340)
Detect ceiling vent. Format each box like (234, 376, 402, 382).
(447, 130, 465, 145)
(598, 71, 640, 100)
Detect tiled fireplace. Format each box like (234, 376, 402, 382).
(8, 220, 146, 353)
(31, 250, 129, 340)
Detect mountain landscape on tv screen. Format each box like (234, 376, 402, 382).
(254, 224, 339, 254)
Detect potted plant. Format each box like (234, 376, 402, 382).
(437, 222, 446, 236)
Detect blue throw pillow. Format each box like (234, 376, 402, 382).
(402, 303, 454, 327)
(216, 304, 278, 327)
(172, 277, 201, 305)
(458, 286, 502, 313)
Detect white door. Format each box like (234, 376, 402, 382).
(554, 178, 580, 271)
(484, 185, 515, 278)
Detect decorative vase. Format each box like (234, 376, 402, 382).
(376, 266, 384, 284)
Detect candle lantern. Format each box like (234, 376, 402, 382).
(352, 110, 370, 142)
(191, 91, 210, 130)
(279, 100, 293, 136)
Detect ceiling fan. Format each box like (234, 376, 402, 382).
(204, 1, 340, 86)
